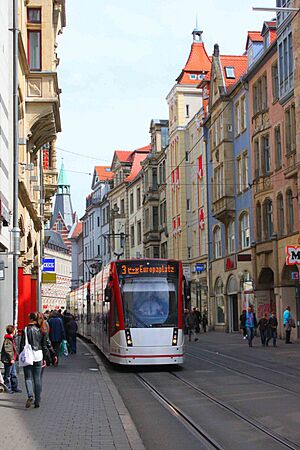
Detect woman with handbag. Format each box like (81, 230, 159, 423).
(19, 312, 49, 408)
(36, 312, 57, 380)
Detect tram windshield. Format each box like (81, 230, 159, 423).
(121, 277, 178, 328)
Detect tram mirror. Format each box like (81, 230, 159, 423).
(104, 285, 112, 302)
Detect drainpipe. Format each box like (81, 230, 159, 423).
(12, 0, 20, 328)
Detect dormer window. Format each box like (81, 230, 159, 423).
(189, 74, 197, 80)
(264, 32, 270, 49)
(225, 67, 235, 79)
(198, 74, 205, 80)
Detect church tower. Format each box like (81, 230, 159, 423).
(50, 160, 74, 249)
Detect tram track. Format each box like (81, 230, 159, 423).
(136, 371, 300, 450)
(186, 350, 300, 398)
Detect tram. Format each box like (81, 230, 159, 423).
(69, 259, 184, 365)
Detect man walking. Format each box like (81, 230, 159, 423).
(257, 313, 268, 347)
(266, 312, 278, 347)
(48, 311, 65, 363)
(245, 305, 257, 347)
(186, 310, 199, 342)
(283, 306, 293, 344)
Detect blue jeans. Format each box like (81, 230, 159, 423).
(67, 335, 77, 354)
(23, 361, 42, 404)
(267, 329, 277, 346)
(4, 362, 18, 392)
(246, 327, 255, 346)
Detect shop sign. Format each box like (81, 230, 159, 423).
(286, 246, 300, 265)
(225, 256, 236, 271)
(182, 264, 191, 280)
(42, 258, 55, 272)
(291, 272, 299, 280)
(42, 272, 56, 284)
(195, 263, 206, 273)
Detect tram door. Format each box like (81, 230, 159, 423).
(229, 294, 239, 332)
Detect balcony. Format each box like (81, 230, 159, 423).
(143, 230, 160, 244)
(212, 195, 235, 223)
(284, 152, 297, 179)
(144, 185, 159, 202)
(44, 168, 58, 200)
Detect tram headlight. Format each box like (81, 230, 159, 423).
(172, 327, 178, 346)
(125, 328, 133, 347)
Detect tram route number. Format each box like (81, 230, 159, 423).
(119, 263, 176, 276)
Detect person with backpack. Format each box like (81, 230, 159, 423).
(48, 311, 65, 364)
(1, 325, 22, 394)
(19, 312, 49, 408)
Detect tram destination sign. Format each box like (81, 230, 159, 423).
(116, 260, 179, 278)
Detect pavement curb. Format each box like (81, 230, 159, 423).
(80, 338, 145, 450)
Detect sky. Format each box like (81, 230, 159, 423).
(56, 0, 275, 217)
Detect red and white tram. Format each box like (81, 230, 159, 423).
(69, 259, 184, 365)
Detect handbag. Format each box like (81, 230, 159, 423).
(19, 327, 34, 367)
(291, 318, 296, 328)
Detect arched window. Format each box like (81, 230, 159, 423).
(215, 278, 225, 324)
(264, 199, 273, 239)
(240, 212, 250, 249)
(227, 221, 235, 254)
(256, 202, 262, 241)
(277, 193, 284, 236)
(286, 189, 294, 233)
(57, 221, 63, 231)
(214, 226, 222, 259)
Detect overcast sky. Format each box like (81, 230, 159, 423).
(56, 0, 275, 217)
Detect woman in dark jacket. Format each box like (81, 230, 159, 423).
(19, 312, 48, 408)
(64, 313, 78, 354)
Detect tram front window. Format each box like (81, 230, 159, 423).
(121, 277, 178, 328)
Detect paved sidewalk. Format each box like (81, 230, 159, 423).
(0, 340, 144, 450)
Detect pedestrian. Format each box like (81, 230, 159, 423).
(36, 312, 57, 371)
(183, 309, 189, 335)
(245, 305, 257, 347)
(266, 311, 278, 347)
(19, 312, 48, 408)
(193, 307, 201, 333)
(240, 309, 247, 339)
(48, 311, 65, 363)
(64, 313, 78, 354)
(257, 313, 268, 347)
(202, 312, 208, 332)
(283, 306, 294, 344)
(0, 325, 22, 394)
(186, 309, 199, 342)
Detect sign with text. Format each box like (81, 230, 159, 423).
(286, 246, 300, 265)
(116, 260, 179, 278)
(195, 263, 206, 273)
(42, 272, 56, 284)
(42, 258, 55, 272)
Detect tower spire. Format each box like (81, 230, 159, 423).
(192, 22, 203, 43)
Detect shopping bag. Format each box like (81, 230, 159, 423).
(59, 340, 69, 357)
(19, 328, 34, 367)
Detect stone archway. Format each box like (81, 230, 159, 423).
(256, 268, 275, 317)
(280, 263, 299, 335)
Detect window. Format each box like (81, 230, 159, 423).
(136, 187, 141, 209)
(97, 245, 100, 256)
(242, 152, 249, 190)
(214, 165, 224, 200)
(130, 225, 135, 248)
(285, 105, 296, 155)
(28, 31, 41, 71)
(274, 126, 282, 169)
(235, 102, 241, 136)
(241, 96, 246, 131)
(277, 194, 284, 236)
(187, 199, 190, 211)
(237, 157, 242, 193)
(256, 202, 262, 241)
(227, 221, 235, 254)
(153, 246, 160, 258)
(130, 193, 134, 214)
(27, 8, 41, 23)
(137, 221, 142, 244)
(240, 212, 250, 249)
(261, 74, 268, 110)
(153, 206, 159, 231)
(185, 151, 189, 162)
(254, 139, 260, 179)
(189, 74, 197, 80)
(214, 226, 222, 259)
(225, 67, 235, 78)
(120, 198, 125, 215)
(272, 63, 279, 101)
(264, 199, 273, 239)
(286, 190, 294, 233)
(186, 105, 190, 118)
(215, 279, 225, 324)
(253, 74, 268, 114)
(145, 208, 149, 230)
(278, 30, 294, 98)
(262, 135, 271, 174)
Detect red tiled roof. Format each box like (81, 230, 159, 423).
(95, 165, 114, 181)
(134, 144, 151, 153)
(125, 150, 150, 183)
(246, 31, 263, 50)
(115, 150, 132, 162)
(220, 55, 248, 89)
(269, 29, 277, 43)
(177, 42, 211, 85)
(69, 222, 82, 239)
